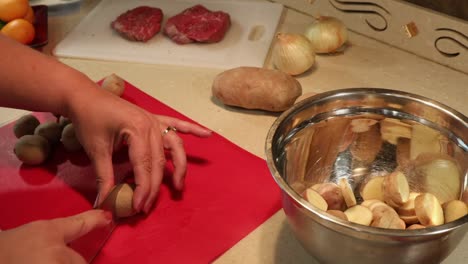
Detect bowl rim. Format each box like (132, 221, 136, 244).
(265, 87, 468, 237)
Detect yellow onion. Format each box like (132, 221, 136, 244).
(272, 33, 316, 76)
(304, 16, 348, 54)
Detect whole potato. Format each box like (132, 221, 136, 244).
(212, 67, 302, 112)
(101, 73, 125, 96)
(34, 121, 62, 145)
(61, 123, 82, 152)
(14, 135, 51, 165)
(13, 114, 40, 138)
(100, 183, 136, 218)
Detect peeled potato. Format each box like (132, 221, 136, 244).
(14, 135, 50, 165)
(61, 124, 82, 152)
(101, 73, 125, 96)
(13, 114, 40, 138)
(34, 121, 62, 145)
(100, 183, 136, 218)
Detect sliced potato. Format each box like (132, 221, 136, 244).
(360, 176, 385, 201)
(443, 200, 468, 223)
(350, 118, 378, 133)
(380, 118, 412, 145)
(361, 199, 387, 211)
(414, 193, 444, 226)
(344, 205, 373, 226)
(400, 215, 420, 225)
(383, 171, 410, 208)
(371, 208, 406, 229)
(350, 124, 383, 163)
(396, 138, 411, 166)
(414, 154, 461, 204)
(313, 182, 345, 210)
(304, 188, 328, 211)
(338, 178, 357, 208)
(327, 210, 348, 221)
(397, 192, 420, 217)
(410, 124, 442, 159)
(407, 224, 426, 230)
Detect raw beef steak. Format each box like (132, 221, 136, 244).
(111, 6, 163, 42)
(164, 5, 231, 44)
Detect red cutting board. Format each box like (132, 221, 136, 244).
(0, 81, 282, 263)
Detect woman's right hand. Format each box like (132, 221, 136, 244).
(0, 210, 112, 264)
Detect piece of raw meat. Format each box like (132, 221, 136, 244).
(111, 6, 163, 42)
(164, 5, 231, 44)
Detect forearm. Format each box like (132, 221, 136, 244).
(0, 35, 100, 116)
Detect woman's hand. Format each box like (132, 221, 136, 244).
(0, 210, 112, 264)
(66, 88, 212, 214)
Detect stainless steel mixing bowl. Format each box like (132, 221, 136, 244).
(265, 88, 467, 264)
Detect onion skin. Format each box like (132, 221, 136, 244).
(304, 16, 348, 54)
(272, 33, 315, 76)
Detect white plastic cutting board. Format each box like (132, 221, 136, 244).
(53, 0, 284, 69)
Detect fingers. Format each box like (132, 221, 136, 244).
(91, 151, 116, 207)
(143, 134, 165, 213)
(157, 116, 212, 137)
(52, 210, 112, 244)
(127, 132, 165, 213)
(163, 131, 187, 190)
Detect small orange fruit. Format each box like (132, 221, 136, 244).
(23, 5, 35, 24)
(1, 18, 35, 44)
(0, 0, 30, 22)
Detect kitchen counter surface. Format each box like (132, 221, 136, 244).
(1, 0, 467, 263)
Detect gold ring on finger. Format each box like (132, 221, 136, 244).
(163, 126, 177, 136)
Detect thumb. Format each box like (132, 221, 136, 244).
(52, 210, 113, 244)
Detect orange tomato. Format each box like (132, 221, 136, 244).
(23, 5, 35, 24)
(1, 18, 35, 44)
(0, 0, 30, 22)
